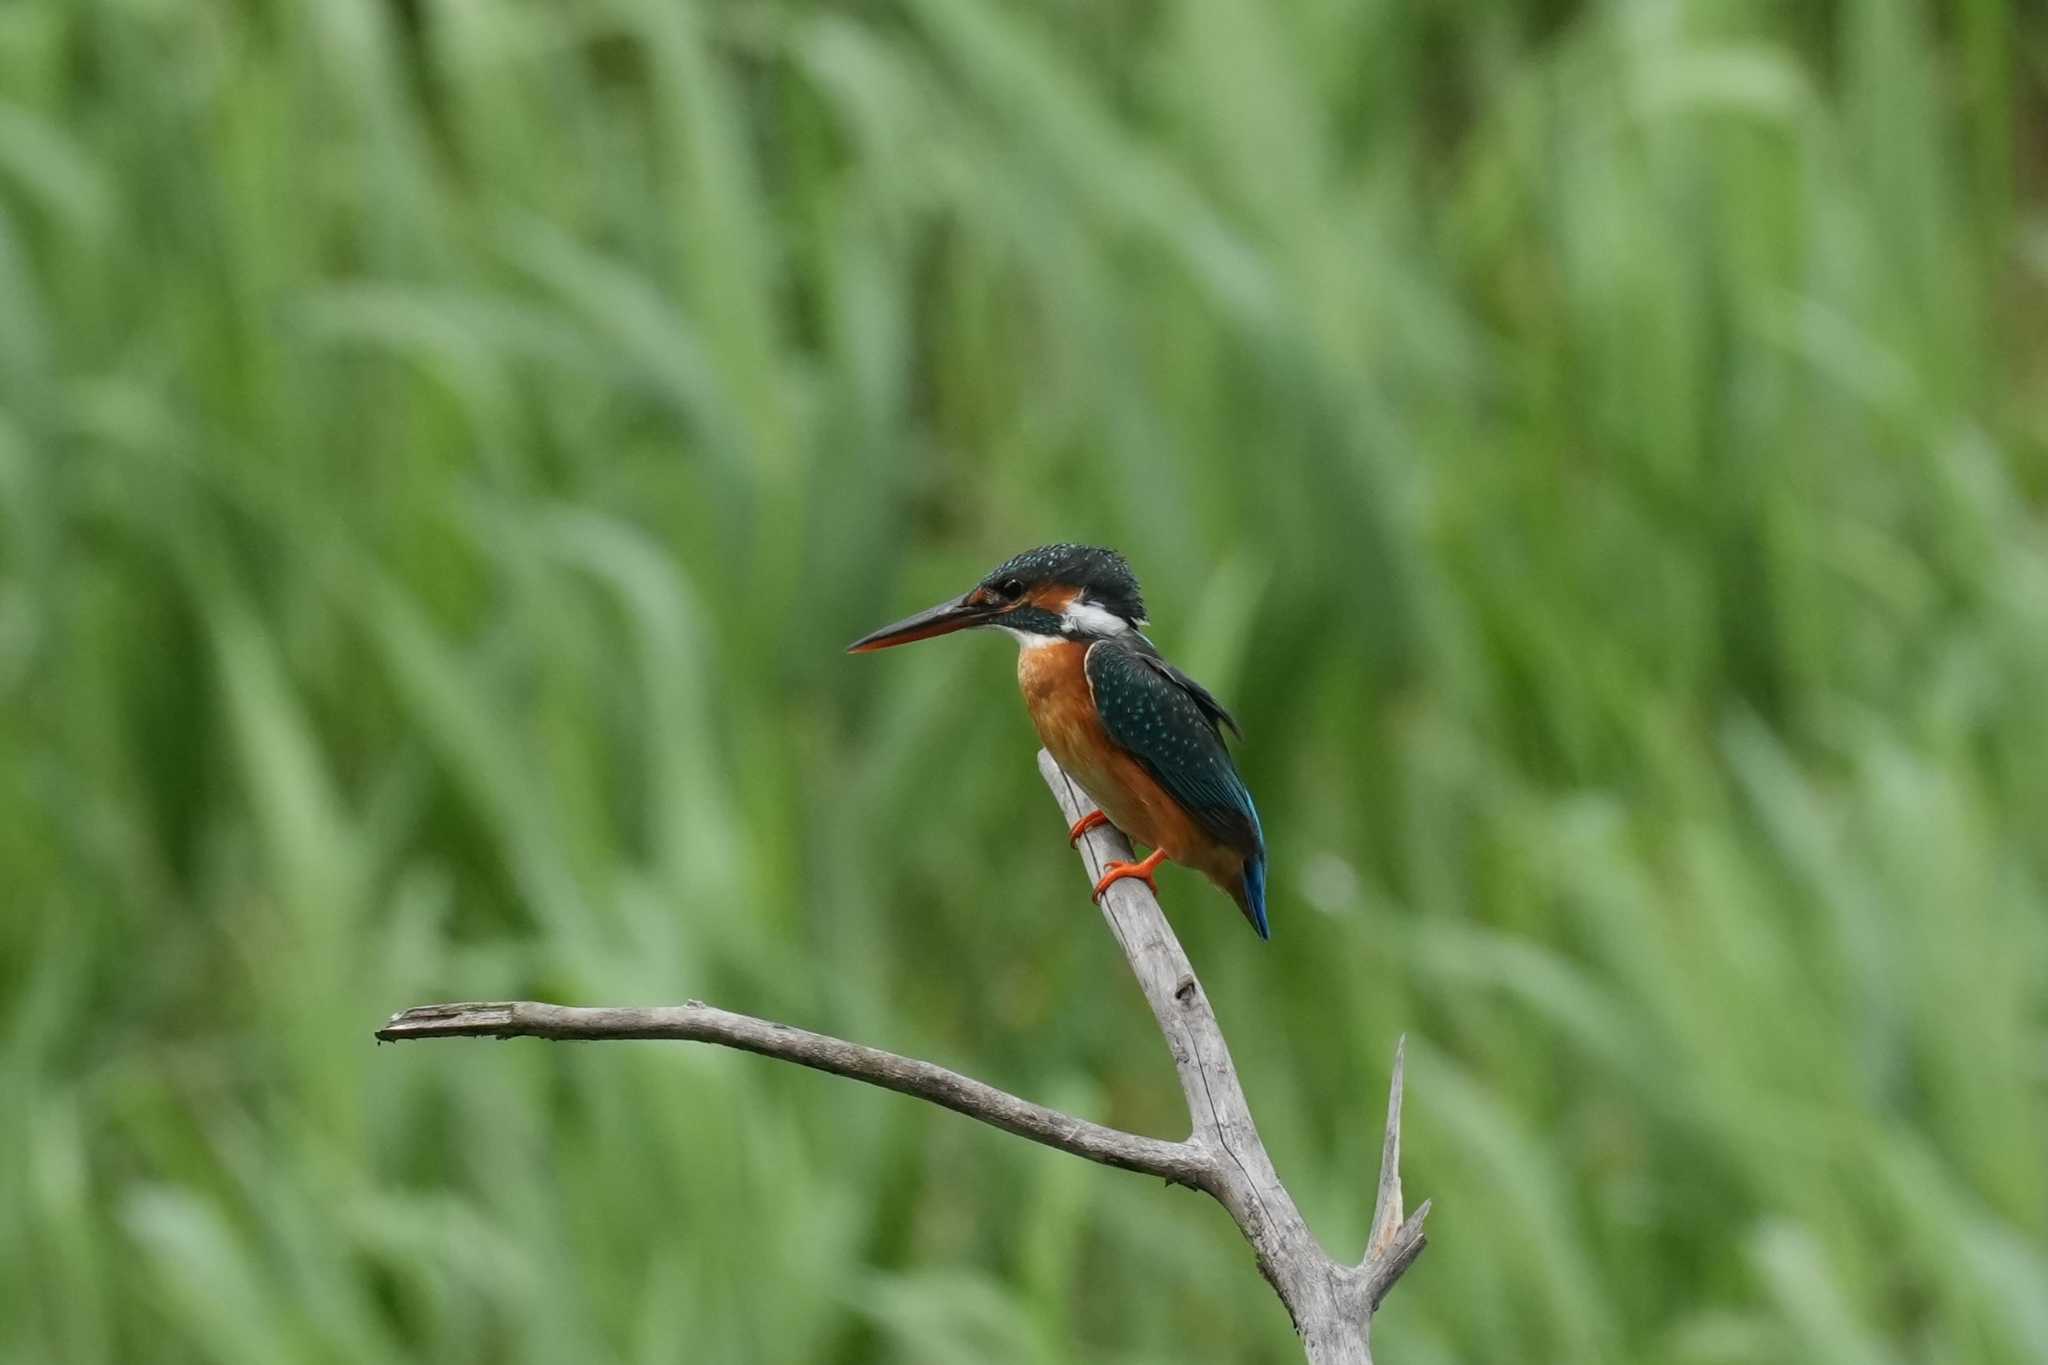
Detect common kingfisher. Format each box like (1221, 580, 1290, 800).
(848, 545, 1269, 939)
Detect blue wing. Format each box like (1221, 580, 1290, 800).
(1085, 638, 1268, 937)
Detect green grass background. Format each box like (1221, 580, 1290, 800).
(4, 0, 2047, 1360)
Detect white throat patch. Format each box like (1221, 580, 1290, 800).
(999, 625, 1063, 650)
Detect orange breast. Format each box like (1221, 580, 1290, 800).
(1017, 642, 1214, 869)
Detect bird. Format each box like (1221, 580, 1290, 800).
(847, 544, 1268, 939)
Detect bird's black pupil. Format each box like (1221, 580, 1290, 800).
(1001, 579, 1023, 597)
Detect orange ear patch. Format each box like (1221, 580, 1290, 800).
(1025, 583, 1080, 613)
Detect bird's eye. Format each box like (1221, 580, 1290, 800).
(998, 578, 1025, 599)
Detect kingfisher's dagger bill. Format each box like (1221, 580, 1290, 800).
(848, 544, 1269, 939)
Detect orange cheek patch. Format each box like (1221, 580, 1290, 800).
(1026, 584, 1080, 613)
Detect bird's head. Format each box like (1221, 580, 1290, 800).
(846, 544, 1147, 654)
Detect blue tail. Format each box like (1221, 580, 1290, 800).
(1239, 853, 1270, 941)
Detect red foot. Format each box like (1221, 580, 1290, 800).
(1068, 810, 1110, 845)
(1093, 849, 1168, 901)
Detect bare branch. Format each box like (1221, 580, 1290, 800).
(1367, 1036, 1409, 1257)
(1036, 753, 1427, 1363)
(1359, 1035, 1430, 1312)
(1363, 1200, 1432, 1312)
(1039, 755, 1361, 1346)
(376, 750, 1430, 1363)
(377, 999, 1210, 1188)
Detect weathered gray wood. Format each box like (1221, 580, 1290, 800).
(1039, 752, 1423, 1363)
(377, 750, 1428, 1362)
(377, 998, 1209, 1187)
(1359, 1037, 1431, 1317)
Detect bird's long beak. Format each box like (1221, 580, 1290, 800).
(846, 594, 997, 653)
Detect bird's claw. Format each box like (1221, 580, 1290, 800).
(1068, 810, 1110, 845)
(1092, 850, 1167, 901)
